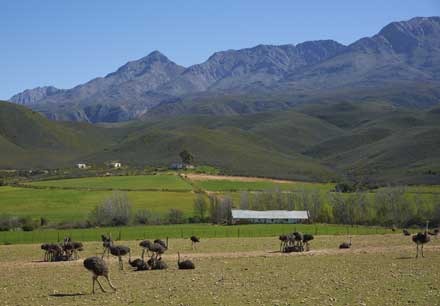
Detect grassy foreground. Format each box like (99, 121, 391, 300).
(0, 224, 392, 245)
(0, 235, 439, 305)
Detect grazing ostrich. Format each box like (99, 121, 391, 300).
(139, 240, 153, 260)
(339, 237, 352, 249)
(403, 229, 411, 236)
(412, 221, 431, 258)
(150, 242, 166, 260)
(177, 252, 195, 269)
(101, 235, 131, 270)
(302, 234, 314, 251)
(190, 236, 200, 250)
(83, 256, 117, 294)
(292, 232, 304, 251)
(154, 238, 168, 250)
(279, 235, 289, 252)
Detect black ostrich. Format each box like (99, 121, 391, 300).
(292, 232, 304, 251)
(428, 229, 439, 237)
(83, 256, 117, 294)
(150, 242, 167, 260)
(148, 256, 168, 270)
(302, 234, 314, 251)
(41, 243, 51, 261)
(177, 252, 195, 269)
(412, 221, 431, 258)
(139, 240, 153, 260)
(339, 237, 352, 249)
(278, 235, 289, 252)
(154, 238, 168, 250)
(190, 236, 200, 250)
(403, 229, 411, 236)
(101, 235, 131, 270)
(129, 258, 149, 271)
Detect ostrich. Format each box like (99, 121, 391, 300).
(139, 240, 153, 260)
(190, 236, 200, 250)
(154, 238, 168, 250)
(150, 242, 166, 260)
(41, 243, 51, 261)
(339, 236, 352, 249)
(302, 234, 314, 251)
(279, 235, 289, 252)
(403, 229, 411, 236)
(129, 258, 149, 271)
(292, 232, 304, 251)
(101, 235, 131, 270)
(148, 256, 168, 270)
(177, 252, 195, 269)
(412, 221, 431, 258)
(83, 256, 117, 294)
(428, 229, 439, 237)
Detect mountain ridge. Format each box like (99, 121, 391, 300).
(9, 16, 440, 123)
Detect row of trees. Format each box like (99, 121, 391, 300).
(237, 187, 440, 227)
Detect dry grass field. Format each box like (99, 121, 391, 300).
(1, 235, 439, 306)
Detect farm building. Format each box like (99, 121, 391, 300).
(110, 162, 122, 168)
(231, 209, 309, 224)
(76, 163, 88, 169)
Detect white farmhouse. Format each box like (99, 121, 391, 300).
(76, 163, 88, 169)
(231, 209, 309, 224)
(110, 162, 122, 168)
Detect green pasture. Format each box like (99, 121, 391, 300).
(0, 186, 196, 221)
(0, 223, 392, 244)
(191, 178, 334, 192)
(29, 174, 192, 191)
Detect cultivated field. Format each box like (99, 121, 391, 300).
(0, 235, 439, 305)
(29, 174, 193, 191)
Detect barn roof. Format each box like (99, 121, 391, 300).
(231, 209, 309, 219)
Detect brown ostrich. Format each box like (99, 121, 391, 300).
(412, 221, 431, 258)
(83, 256, 116, 294)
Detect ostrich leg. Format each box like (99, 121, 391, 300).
(104, 275, 117, 291)
(95, 276, 106, 293)
(416, 244, 419, 258)
(421, 244, 425, 258)
(118, 256, 123, 270)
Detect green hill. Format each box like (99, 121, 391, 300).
(1, 100, 440, 184)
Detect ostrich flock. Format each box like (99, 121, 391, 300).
(40, 224, 437, 294)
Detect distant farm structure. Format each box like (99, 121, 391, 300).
(109, 162, 122, 169)
(76, 163, 88, 169)
(231, 209, 309, 224)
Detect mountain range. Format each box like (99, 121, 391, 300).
(10, 16, 440, 123)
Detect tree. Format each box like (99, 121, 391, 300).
(88, 192, 132, 226)
(135, 209, 152, 225)
(168, 208, 184, 224)
(179, 150, 194, 165)
(193, 194, 207, 220)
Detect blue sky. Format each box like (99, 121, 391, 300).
(1, 0, 438, 99)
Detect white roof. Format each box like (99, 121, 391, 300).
(231, 209, 309, 220)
